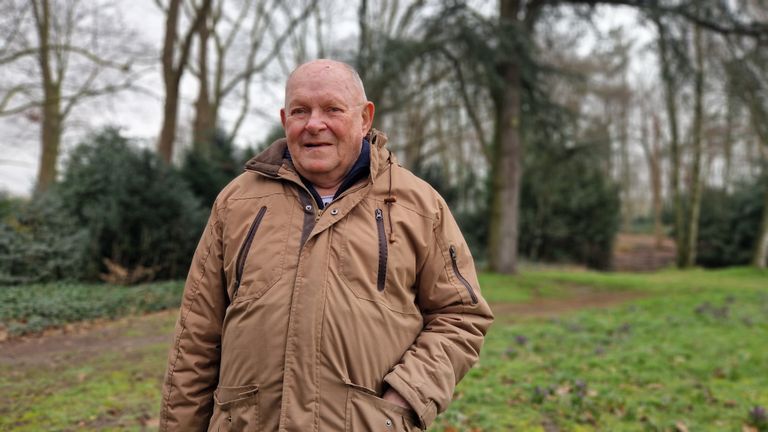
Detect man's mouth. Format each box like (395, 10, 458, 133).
(304, 142, 331, 148)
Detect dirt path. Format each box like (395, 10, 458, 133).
(491, 289, 646, 322)
(0, 310, 177, 366)
(0, 288, 645, 365)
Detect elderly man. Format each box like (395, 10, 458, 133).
(160, 59, 493, 431)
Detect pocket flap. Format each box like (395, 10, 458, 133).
(214, 384, 259, 407)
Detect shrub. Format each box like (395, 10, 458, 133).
(0, 193, 90, 285)
(519, 144, 620, 270)
(52, 127, 207, 281)
(180, 129, 241, 208)
(696, 177, 767, 267)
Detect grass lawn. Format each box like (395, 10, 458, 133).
(1, 268, 767, 431)
(435, 268, 768, 431)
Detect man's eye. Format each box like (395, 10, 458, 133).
(327, 107, 343, 113)
(290, 108, 308, 115)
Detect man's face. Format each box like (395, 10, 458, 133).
(281, 62, 374, 188)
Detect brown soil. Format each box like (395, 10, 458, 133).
(491, 288, 646, 322)
(0, 310, 176, 366)
(612, 233, 677, 272)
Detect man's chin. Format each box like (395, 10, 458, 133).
(295, 162, 338, 179)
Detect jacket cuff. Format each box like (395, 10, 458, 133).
(383, 370, 437, 430)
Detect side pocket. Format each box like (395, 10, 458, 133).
(449, 245, 478, 304)
(375, 208, 388, 292)
(210, 384, 260, 431)
(345, 382, 420, 431)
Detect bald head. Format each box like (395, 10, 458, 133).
(284, 59, 368, 107)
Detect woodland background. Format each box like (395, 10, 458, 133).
(1, 2, 768, 430)
(1, 1, 768, 281)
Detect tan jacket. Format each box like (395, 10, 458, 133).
(160, 130, 493, 431)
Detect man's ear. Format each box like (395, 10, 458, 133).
(280, 108, 287, 129)
(361, 101, 375, 133)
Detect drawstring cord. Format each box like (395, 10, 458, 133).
(384, 154, 396, 243)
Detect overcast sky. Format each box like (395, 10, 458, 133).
(0, 2, 649, 197)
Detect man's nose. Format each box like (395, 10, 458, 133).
(304, 111, 327, 134)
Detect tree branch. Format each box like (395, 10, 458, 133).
(219, 0, 318, 98)
(0, 44, 131, 69)
(440, 47, 490, 161)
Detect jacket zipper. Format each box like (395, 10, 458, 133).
(233, 206, 267, 299)
(375, 208, 387, 292)
(449, 245, 478, 304)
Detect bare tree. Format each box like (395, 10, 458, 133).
(156, 0, 212, 164)
(682, 18, 706, 267)
(0, 0, 140, 193)
(189, 0, 319, 154)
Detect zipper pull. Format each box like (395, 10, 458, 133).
(375, 208, 383, 220)
(449, 245, 457, 261)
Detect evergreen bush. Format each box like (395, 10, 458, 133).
(0, 193, 90, 285)
(180, 129, 241, 208)
(53, 127, 207, 281)
(519, 145, 621, 270)
(696, 177, 767, 267)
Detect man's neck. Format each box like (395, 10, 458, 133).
(289, 138, 371, 208)
(312, 182, 342, 197)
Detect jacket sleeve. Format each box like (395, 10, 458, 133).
(160, 201, 228, 431)
(383, 198, 494, 429)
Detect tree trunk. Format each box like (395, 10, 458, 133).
(723, 94, 736, 192)
(619, 96, 632, 231)
(193, 8, 215, 156)
(754, 180, 768, 268)
(36, 83, 61, 194)
(683, 22, 705, 268)
(157, 0, 212, 163)
(651, 113, 664, 249)
(487, 0, 523, 274)
(640, 105, 664, 250)
(654, 15, 686, 267)
(158, 85, 180, 164)
(31, 0, 61, 194)
(157, 0, 182, 163)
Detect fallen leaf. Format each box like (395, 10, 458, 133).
(675, 421, 689, 432)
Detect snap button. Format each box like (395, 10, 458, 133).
(330, 208, 339, 215)
(385, 418, 392, 427)
(304, 204, 313, 212)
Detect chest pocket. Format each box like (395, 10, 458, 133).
(225, 197, 293, 302)
(339, 202, 419, 315)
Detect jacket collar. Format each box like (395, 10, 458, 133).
(244, 128, 393, 182)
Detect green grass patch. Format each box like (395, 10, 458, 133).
(433, 284, 768, 431)
(0, 281, 183, 336)
(2, 268, 767, 430)
(0, 312, 177, 432)
(523, 266, 768, 293)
